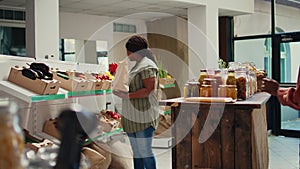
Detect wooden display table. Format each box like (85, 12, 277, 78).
(160, 92, 271, 169)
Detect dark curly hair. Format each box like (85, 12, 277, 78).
(125, 35, 157, 64)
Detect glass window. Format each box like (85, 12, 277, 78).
(281, 105, 300, 131)
(59, 39, 76, 62)
(275, 0, 300, 34)
(96, 40, 108, 70)
(234, 38, 272, 77)
(0, 27, 26, 57)
(279, 41, 300, 83)
(234, 1, 271, 37)
(4, 10, 13, 20)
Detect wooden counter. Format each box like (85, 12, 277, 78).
(159, 92, 271, 169)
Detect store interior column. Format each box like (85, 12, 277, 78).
(187, 5, 219, 78)
(26, 0, 59, 60)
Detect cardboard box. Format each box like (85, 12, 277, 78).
(101, 80, 111, 90)
(42, 118, 60, 139)
(159, 78, 175, 85)
(98, 116, 120, 132)
(90, 80, 103, 90)
(53, 71, 90, 91)
(7, 67, 60, 95)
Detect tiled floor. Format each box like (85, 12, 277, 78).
(154, 135, 300, 169)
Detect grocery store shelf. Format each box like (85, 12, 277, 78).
(67, 89, 104, 97)
(160, 83, 176, 89)
(0, 81, 112, 103)
(85, 128, 124, 144)
(0, 81, 66, 102)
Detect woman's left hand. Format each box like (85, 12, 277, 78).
(113, 90, 129, 99)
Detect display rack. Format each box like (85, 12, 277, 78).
(0, 80, 173, 149)
(0, 80, 114, 144)
(0, 81, 66, 102)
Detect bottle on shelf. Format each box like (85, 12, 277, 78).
(198, 69, 208, 86)
(226, 69, 236, 85)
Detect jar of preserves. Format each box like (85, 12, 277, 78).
(0, 98, 24, 169)
(200, 85, 212, 97)
(226, 70, 236, 85)
(198, 69, 208, 86)
(187, 81, 200, 97)
(214, 69, 223, 85)
(248, 71, 257, 96)
(203, 78, 217, 96)
(218, 85, 237, 100)
(235, 70, 248, 100)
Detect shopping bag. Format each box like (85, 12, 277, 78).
(112, 59, 129, 92)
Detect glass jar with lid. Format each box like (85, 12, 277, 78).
(226, 70, 236, 85)
(200, 85, 212, 97)
(218, 85, 237, 101)
(214, 69, 223, 87)
(187, 81, 200, 97)
(198, 69, 208, 86)
(235, 69, 248, 100)
(0, 98, 24, 169)
(203, 78, 217, 97)
(228, 62, 241, 70)
(249, 71, 257, 95)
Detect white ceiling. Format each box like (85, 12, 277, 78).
(0, 0, 200, 20)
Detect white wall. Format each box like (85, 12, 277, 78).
(59, 12, 148, 64)
(147, 16, 189, 89)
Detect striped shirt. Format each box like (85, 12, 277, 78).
(121, 68, 159, 133)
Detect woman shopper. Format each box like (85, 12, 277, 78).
(113, 35, 159, 169)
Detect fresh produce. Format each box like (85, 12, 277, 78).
(109, 62, 118, 75)
(105, 110, 121, 119)
(95, 74, 110, 80)
(158, 68, 168, 78)
(95, 72, 114, 80)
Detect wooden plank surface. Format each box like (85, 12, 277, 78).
(192, 108, 207, 168)
(168, 93, 270, 169)
(203, 108, 222, 168)
(220, 109, 235, 169)
(235, 109, 252, 169)
(251, 104, 269, 169)
(172, 105, 193, 169)
(160, 92, 271, 109)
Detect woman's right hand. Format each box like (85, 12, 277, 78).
(261, 78, 280, 96)
(113, 90, 129, 99)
